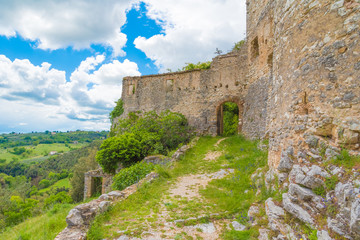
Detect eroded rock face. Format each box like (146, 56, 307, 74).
(350, 198, 360, 234)
(282, 193, 315, 226)
(277, 147, 294, 172)
(66, 209, 84, 227)
(289, 164, 330, 189)
(317, 230, 333, 240)
(265, 198, 285, 231)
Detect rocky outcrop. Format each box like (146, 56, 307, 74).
(248, 133, 360, 239)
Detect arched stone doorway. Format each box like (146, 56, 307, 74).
(216, 97, 243, 136)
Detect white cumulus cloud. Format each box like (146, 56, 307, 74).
(0, 55, 140, 132)
(135, 0, 247, 71)
(0, 0, 138, 56)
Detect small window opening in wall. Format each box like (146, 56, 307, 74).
(225, 85, 229, 88)
(214, 86, 217, 89)
(251, 36, 260, 60)
(178, 87, 181, 91)
(219, 83, 222, 87)
(267, 52, 273, 68)
(265, 39, 268, 44)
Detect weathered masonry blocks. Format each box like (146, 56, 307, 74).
(118, 0, 360, 170)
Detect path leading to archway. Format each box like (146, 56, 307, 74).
(88, 136, 267, 240)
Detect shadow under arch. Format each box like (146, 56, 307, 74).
(216, 97, 244, 136)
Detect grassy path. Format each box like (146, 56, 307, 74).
(88, 135, 271, 240)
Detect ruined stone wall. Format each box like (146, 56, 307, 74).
(121, 46, 250, 136)
(243, 0, 275, 139)
(119, 0, 360, 167)
(267, 0, 360, 168)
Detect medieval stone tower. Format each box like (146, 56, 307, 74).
(120, 0, 360, 169)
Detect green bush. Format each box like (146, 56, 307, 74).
(223, 102, 239, 136)
(96, 133, 144, 173)
(112, 161, 154, 191)
(44, 191, 72, 208)
(111, 110, 193, 154)
(38, 179, 50, 189)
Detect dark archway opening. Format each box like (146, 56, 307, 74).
(217, 102, 240, 136)
(91, 177, 103, 197)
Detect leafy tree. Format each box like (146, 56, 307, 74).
(96, 133, 144, 173)
(109, 98, 124, 123)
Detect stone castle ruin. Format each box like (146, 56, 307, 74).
(120, 0, 360, 170)
(57, 1, 360, 238)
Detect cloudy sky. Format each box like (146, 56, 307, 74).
(0, 0, 246, 133)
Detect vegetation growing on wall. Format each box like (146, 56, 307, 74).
(232, 40, 245, 51)
(109, 99, 124, 123)
(181, 61, 211, 71)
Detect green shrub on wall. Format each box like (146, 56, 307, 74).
(112, 161, 154, 191)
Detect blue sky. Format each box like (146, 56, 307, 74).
(0, 0, 246, 133)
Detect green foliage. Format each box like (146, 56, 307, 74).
(70, 148, 99, 202)
(325, 175, 338, 191)
(223, 102, 239, 136)
(154, 165, 171, 179)
(44, 192, 72, 208)
(313, 186, 326, 198)
(0, 203, 75, 240)
(103, 111, 193, 173)
(112, 161, 154, 191)
(96, 133, 144, 173)
(10, 147, 26, 155)
(109, 99, 124, 123)
(112, 110, 193, 152)
(181, 61, 211, 71)
(39, 179, 51, 189)
(4, 196, 39, 226)
(331, 149, 360, 169)
(232, 40, 245, 51)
